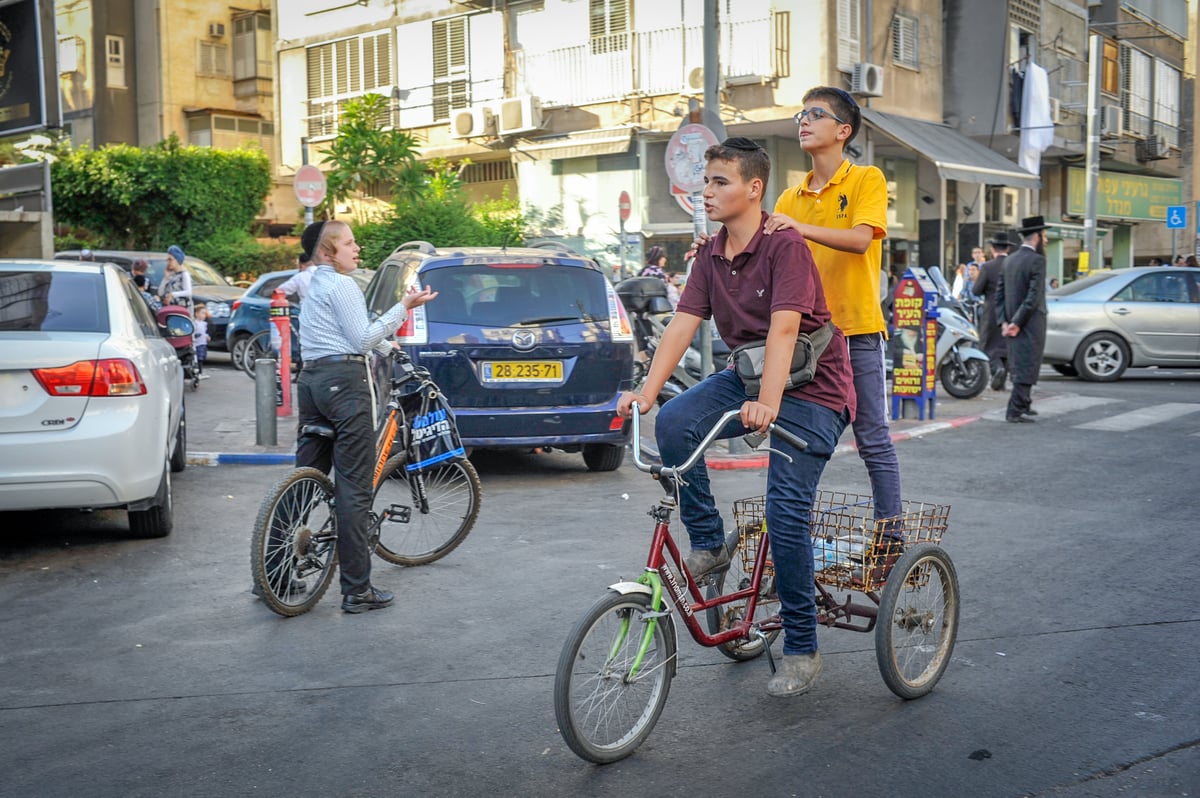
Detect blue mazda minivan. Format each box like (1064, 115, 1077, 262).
(363, 242, 637, 471)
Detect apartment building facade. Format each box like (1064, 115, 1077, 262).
(946, 0, 1188, 278)
(275, 0, 1052, 274)
(54, 0, 280, 220)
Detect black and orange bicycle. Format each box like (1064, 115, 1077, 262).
(250, 350, 482, 617)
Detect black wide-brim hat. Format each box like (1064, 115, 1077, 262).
(1018, 215, 1048, 234)
(989, 231, 1013, 246)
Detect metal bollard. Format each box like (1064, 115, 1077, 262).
(255, 357, 278, 446)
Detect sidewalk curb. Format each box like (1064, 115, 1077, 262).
(191, 413, 985, 468)
(187, 452, 295, 467)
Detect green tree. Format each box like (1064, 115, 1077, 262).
(320, 93, 421, 217)
(353, 159, 532, 267)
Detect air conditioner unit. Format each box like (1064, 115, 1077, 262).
(497, 95, 544, 136)
(683, 65, 705, 93)
(1048, 97, 1063, 125)
(450, 106, 496, 139)
(1136, 134, 1170, 161)
(208, 22, 226, 38)
(850, 62, 884, 97)
(1100, 104, 1123, 137)
(987, 187, 1020, 225)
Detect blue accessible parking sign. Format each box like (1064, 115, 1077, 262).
(1166, 205, 1186, 229)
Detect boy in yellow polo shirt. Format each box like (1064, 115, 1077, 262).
(766, 86, 903, 579)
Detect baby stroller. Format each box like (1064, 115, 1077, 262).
(157, 304, 201, 390)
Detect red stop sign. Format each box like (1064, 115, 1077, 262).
(294, 165, 327, 208)
(618, 190, 631, 222)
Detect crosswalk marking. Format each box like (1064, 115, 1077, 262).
(981, 393, 1120, 421)
(1074, 402, 1200, 431)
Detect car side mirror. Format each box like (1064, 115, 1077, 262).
(160, 313, 194, 338)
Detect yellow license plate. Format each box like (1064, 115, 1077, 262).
(482, 361, 563, 382)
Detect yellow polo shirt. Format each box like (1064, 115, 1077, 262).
(774, 159, 888, 336)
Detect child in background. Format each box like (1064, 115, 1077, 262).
(193, 303, 211, 379)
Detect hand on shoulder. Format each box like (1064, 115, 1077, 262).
(763, 213, 803, 237)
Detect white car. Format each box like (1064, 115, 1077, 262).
(0, 260, 188, 537)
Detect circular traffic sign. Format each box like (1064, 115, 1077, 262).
(664, 123, 720, 194)
(618, 190, 631, 222)
(293, 165, 327, 208)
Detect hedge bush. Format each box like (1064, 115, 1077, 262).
(51, 135, 271, 251)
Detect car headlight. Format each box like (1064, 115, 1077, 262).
(208, 302, 231, 318)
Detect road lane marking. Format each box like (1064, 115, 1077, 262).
(1074, 402, 1200, 431)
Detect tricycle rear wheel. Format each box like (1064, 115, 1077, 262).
(875, 543, 959, 699)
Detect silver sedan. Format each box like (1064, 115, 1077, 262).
(1044, 266, 1200, 381)
(0, 260, 187, 537)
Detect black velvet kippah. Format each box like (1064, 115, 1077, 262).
(300, 221, 326, 260)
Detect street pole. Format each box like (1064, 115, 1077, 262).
(698, 0, 727, 380)
(301, 137, 314, 227)
(1083, 34, 1101, 271)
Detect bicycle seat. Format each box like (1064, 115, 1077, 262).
(298, 423, 336, 440)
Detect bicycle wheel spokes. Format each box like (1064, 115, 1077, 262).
(554, 592, 675, 764)
(373, 455, 481, 566)
(875, 543, 960, 699)
(707, 529, 780, 661)
(251, 468, 339, 617)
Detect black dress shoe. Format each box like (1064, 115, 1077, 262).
(1024, 408, 1039, 416)
(990, 367, 1007, 391)
(341, 586, 395, 613)
(1006, 414, 1036, 423)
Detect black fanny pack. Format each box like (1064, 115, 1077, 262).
(728, 321, 835, 397)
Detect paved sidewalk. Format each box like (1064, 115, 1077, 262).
(186, 356, 1023, 468)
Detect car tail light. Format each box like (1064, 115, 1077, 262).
(232, 300, 242, 311)
(608, 415, 625, 431)
(33, 359, 148, 397)
(606, 283, 634, 342)
(393, 283, 428, 345)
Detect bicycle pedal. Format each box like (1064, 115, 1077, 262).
(385, 504, 412, 523)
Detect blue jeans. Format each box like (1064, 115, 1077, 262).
(848, 333, 902, 522)
(655, 369, 849, 654)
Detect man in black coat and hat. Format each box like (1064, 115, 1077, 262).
(973, 231, 1012, 391)
(996, 216, 1049, 422)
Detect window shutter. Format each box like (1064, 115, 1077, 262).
(891, 15, 918, 69)
(837, 0, 860, 72)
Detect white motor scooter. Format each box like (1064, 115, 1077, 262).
(926, 266, 991, 399)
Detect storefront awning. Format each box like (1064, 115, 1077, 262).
(862, 109, 1041, 190)
(515, 127, 634, 161)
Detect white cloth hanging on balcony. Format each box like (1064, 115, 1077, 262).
(1018, 61, 1054, 176)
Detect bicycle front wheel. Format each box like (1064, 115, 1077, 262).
(706, 529, 780, 661)
(373, 454, 481, 566)
(554, 591, 676, 764)
(239, 330, 275, 378)
(250, 467, 339, 617)
(875, 543, 960, 699)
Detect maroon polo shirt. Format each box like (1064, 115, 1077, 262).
(677, 212, 856, 420)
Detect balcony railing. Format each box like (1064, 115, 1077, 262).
(517, 17, 778, 107)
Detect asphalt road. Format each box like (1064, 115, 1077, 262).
(1, 369, 1197, 797)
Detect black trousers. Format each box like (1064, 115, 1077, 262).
(295, 361, 376, 595)
(1007, 381, 1033, 418)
